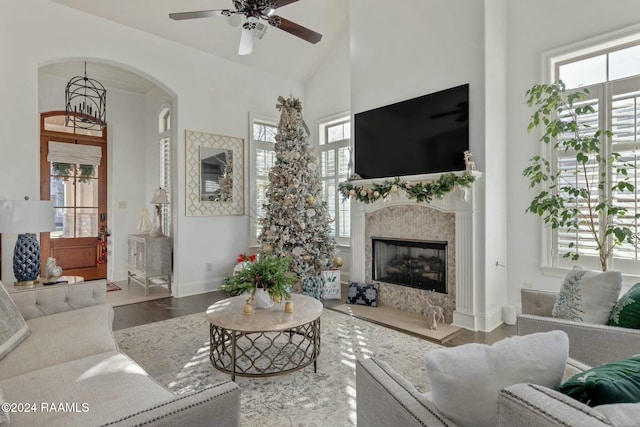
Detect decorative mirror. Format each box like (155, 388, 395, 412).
(186, 130, 244, 216)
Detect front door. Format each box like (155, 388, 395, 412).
(40, 112, 108, 280)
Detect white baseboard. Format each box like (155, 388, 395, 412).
(173, 277, 224, 298)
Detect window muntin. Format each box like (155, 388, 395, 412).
(558, 42, 640, 89)
(50, 162, 99, 238)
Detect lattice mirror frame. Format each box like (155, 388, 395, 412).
(186, 130, 244, 216)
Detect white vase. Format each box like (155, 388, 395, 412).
(254, 288, 273, 309)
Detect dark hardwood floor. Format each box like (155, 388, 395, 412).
(113, 289, 516, 347)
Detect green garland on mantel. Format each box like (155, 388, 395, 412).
(338, 171, 476, 204)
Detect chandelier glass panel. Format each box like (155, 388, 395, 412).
(65, 62, 107, 130)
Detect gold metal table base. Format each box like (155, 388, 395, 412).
(209, 318, 321, 381)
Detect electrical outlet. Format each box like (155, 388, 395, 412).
(523, 282, 534, 289)
(205, 263, 212, 272)
(118, 201, 127, 208)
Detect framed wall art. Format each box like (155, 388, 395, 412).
(185, 130, 244, 216)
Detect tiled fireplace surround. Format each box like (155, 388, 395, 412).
(350, 171, 481, 330)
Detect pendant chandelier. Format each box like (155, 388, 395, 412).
(65, 61, 107, 130)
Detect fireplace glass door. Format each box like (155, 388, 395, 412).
(372, 238, 447, 293)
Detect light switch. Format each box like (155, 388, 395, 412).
(118, 201, 127, 209)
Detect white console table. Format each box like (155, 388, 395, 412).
(127, 234, 171, 296)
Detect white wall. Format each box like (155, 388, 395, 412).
(305, 27, 352, 282)
(349, 0, 508, 329)
(505, 0, 640, 305)
(0, 0, 303, 295)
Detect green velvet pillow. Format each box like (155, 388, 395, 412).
(558, 356, 640, 407)
(608, 282, 640, 328)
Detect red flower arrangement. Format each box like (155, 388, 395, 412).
(237, 253, 257, 263)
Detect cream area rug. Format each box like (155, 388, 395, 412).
(114, 309, 442, 426)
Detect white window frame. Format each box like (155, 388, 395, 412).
(540, 24, 640, 277)
(249, 112, 278, 246)
(317, 112, 351, 246)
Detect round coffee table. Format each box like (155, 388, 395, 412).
(206, 293, 323, 380)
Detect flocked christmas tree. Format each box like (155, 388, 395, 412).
(258, 95, 336, 280)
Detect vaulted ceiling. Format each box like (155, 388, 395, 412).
(49, 0, 349, 84)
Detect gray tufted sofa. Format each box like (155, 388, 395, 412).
(0, 280, 240, 427)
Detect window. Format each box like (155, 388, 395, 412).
(249, 113, 278, 244)
(319, 115, 351, 245)
(547, 41, 640, 273)
(159, 106, 171, 237)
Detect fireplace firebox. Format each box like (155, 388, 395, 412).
(372, 238, 447, 294)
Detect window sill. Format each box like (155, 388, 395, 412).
(540, 265, 640, 287)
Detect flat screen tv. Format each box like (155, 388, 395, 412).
(354, 84, 469, 179)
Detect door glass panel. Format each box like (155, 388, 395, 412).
(76, 179, 99, 207)
(76, 208, 98, 237)
(53, 204, 76, 238)
(49, 161, 99, 238)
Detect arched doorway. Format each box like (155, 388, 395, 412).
(40, 111, 108, 280)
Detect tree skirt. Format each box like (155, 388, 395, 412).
(114, 309, 442, 426)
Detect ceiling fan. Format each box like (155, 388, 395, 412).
(169, 0, 322, 55)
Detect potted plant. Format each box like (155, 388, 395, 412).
(220, 254, 298, 308)
(523, 80, 638, 271)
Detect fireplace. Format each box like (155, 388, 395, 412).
(349, 170, 485, 330)
(372, 238, 447, 293)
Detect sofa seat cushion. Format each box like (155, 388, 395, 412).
(0, 304, 116, 381)
(0, 350, 174, 427)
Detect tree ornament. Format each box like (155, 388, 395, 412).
(306, 195, 317, 207)
(333, 256, 344, 268)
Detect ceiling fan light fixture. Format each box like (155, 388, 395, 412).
(228, 14, 242, 27)
(264, 6, 276, 16)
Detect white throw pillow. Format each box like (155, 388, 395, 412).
(424, 330, 568, 427)
(552, 266, 622, 324)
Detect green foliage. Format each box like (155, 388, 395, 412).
(523, 81, 637, 271)
(52, 162, 95, 183)
(338, 172, 476, 204)
(219, 254, 297, 301)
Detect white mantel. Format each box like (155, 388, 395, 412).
(349, 170, 483, 330)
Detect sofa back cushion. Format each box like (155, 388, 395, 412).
(552, 266, 622, 324)
(0, 281, 30, 361)
(424, 330, 569, 427)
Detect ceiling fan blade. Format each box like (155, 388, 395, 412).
(169, 10, 230, 20)
(274, 0, 300, 8)
(268, 16, 322, 44)
(238, 25, 256, 55)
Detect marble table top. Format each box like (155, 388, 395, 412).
(206, 293, 323, 333)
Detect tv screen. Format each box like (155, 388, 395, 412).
(354, 84, 469, 179)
